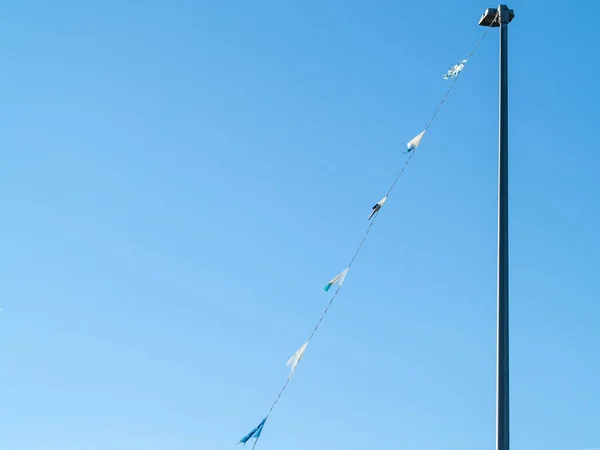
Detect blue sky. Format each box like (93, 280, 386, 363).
(1, 1, 598, 449)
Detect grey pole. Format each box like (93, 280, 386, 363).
(478, 6, 514, 450)
(497, 6, 510, 450)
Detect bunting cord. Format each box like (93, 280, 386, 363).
(247, 13, 498, 450)
(251, 218, 380, 450)
(388, 18, 496, 196)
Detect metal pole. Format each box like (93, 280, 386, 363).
(497, 5, 510, 450)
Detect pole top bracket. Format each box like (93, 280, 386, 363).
(478, 5, 515, 27)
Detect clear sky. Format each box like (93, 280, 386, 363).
(1, 1, 598, 450)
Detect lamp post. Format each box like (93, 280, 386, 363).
(478, 6, 515, 450)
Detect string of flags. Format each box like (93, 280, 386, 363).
(239, 15, 498, 448)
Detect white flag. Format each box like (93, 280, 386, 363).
(286, 341, 308, 378)
(443, 59, 467, 80)
(323, 268, 349, 291)
(406, 131, 426, 152)
(368, 195, 387, 220)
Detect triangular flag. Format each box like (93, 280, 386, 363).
(443, 59, 467, 80)
(323, 268, 349, 291)
(406, 131, 426, 152)
(368, 196, 387, 220)
(286, 341, 308, 377)
(239, 418, 267, 445)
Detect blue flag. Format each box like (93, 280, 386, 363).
(239, 417, 267, 445)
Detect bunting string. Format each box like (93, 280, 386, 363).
(241, 12, 499, 449)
